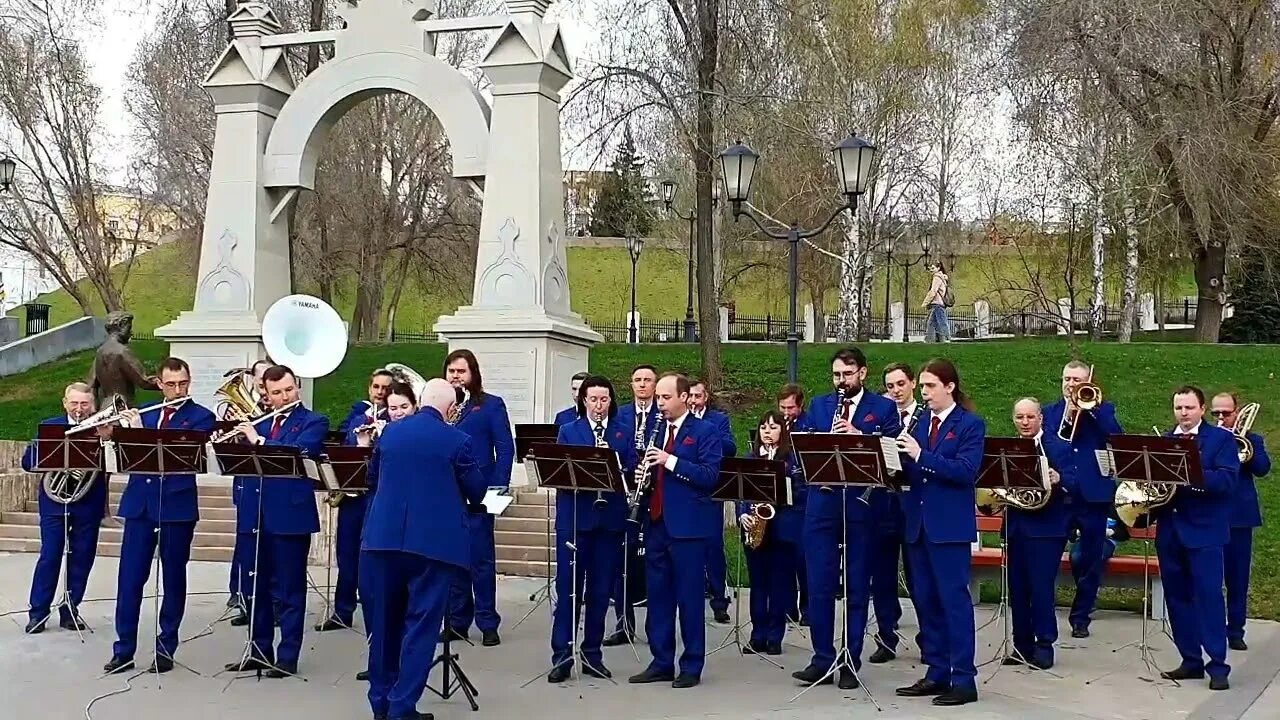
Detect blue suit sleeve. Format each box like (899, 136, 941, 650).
(193, 407, 217, 432)
(455, 438, 488, 505)
(1202, 432, 1240, 496)
(1044, 439, 1077, 494)
(718, 414, 737, 457)
(21, 440, 37, 473)
(265, 414, 330, 457)
(490, 398, 515, 487)
(1247, 433, 1271, 478)
(1092, 402, 1123, 436)
(880, 402, 904, 438)
(914, 414, 985, 487)
(673, 424, 723, 492)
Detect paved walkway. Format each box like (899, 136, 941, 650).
(0, 555, 1275, 720)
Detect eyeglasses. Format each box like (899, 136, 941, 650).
(162, 381, 190, 390)
(1210, 410, 1232, 417)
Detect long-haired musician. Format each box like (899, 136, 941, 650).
(554, 371, 590, 426)
(103, 358, 216, 675)
(736, 410, 804, 655)
(895, 358, 984, 706)
(315, 368, 394, 634)
(1040, 360, 1123, 639)
(690, 378, 736, 625)
(20, 382, 110, 634)
(547, 375, 636, 682)
(792, 348, 901, 690)
(1153, 386, 1239, 690)
(1004, 398, 1073, 670)
(223, 365, 330, 677)
(1211, 392, 1271, 651)
(442, 349, 514, 648)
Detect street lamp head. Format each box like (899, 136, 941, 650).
(884, 235, 895, 255)
(832, 134, 876, 200)
(921, 231, 932, 255)
(718, 141, 758, 208)
(0, 156, 15, 192)
(627, 235, 645, 262)
(660, 179, 677, 209)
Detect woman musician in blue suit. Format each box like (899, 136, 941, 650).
(546, 376, 636, 683)
(735, 410, 805, 656)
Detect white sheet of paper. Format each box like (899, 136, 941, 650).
(880, 436, 903, 473)
(483, 488, 514, 515)
(1095, 449, 1115, 477)
(102, 441, 118, 475)
(1039, 456, 1051, 489)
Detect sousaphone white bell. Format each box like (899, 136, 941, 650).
(262, 294, 348, 378)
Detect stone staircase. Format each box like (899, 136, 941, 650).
(495, 488, 555, 578)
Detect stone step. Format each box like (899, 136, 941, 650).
(0, 535, 234, 562)
(496, 559, 552, 578)
(109, 492, 235, 509)
(0, 523, 236, 548)
(108, 478, 232, 496)
(504, 503, 553, 520)
(493, 530, 550, 548)
(496, 543, 553, 563)
(22, 501, 240, 521)
(494, 517, 551, 534)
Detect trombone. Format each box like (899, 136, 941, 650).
(65, 395, 189, 435)
(1058, 365, 1102, 443)
(209, 401, 302, 443)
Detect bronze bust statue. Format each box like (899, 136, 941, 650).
(88, 311, 158, 406)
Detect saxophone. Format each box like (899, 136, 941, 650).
(743, 444, 777, 549)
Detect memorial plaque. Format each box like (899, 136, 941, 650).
(479, 348, 537, 425)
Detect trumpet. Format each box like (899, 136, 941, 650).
(1231, 402, 1261, 464)
(65, 395, 189, 435)
(209, 401, 302, 443)
(627, 416, 665, 524)
(1058, 365, 1102, 443)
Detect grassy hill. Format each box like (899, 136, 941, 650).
(13, 241, 1199, 335)
(1, 339, 1276, 617)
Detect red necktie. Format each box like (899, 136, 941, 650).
(928, 415, 942, 448)
(270, 415, 286, 440)
(160, 407, 175, 428)
(649, 424, 678, 521)
(900, 410, 908, 423)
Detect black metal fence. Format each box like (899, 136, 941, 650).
(588, 317, 684, 344)
(727, 314, 790, 342)
(24, 303, 49, 336)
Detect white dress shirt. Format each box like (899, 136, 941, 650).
(661, 411, 689, 472)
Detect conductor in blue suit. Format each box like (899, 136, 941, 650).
(895, 358, 985, 707)
(690, 379, 736, 625)
(554, 371, 589, 426)
(103, 358, 217, 675)
(223, 365, 330, 677)
(1153, 386, 1239, 691)
(316, 368, 392, 633)
(792, 347, 901, 690)
(1040, 360, 1123, 638)
(363, 379, 487, 720)
(443, 349, 515, 647)
(628, 372, 724, 688)
(21, 382, 109, 635)
(547, 375, 635, 682)
(1004, 398, 1074, 670)
(1210, 392, 1270, 651)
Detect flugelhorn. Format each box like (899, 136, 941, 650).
(209, 401, 302, 443)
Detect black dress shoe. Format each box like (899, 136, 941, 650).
(1229, 638, 1248, 651)
(1002, 656, 1025, 667)
(582, 663, 611, 679)
(838, 669, 860, 690)
(547, 664, 571, 683)
(103, 656, 135, 674)
(481, 630, 501, 646)
(896, 678, 950, 697)
(24, 618, 46, 634)
(149, 656, 174, 674)
(1071, 624, 1090, 639)
(1160, 665, 1205, 681)
(60, 615, 88, 631)
(602, 631, 632, 647)
(230, 610, 249, 627)
(765, 642, 782, 656)
(440, 627, 468, 643)
(1209, 676, 1230, 691)
(868, 646, 896, 664)
(932, 687, 978, 706)
(356, 670, 370, 681)
(314, 617, 349, 632)
(713, 610, 731, 624)
(791, 665, 833, 685)
(628, 667, 675, 684)
(224, 657, 269, 672)
(264, 663, 298, 679)
(672, 673, 700, 688)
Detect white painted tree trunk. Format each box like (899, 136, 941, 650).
(712, 209, 724, 303)
(1090, 205, 1105, 340)
(835, 215, 866, 341)
(1118, 205, 1139, 342)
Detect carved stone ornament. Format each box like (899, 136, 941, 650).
(540, 220, 569, 313)
(196, 229, 252, 311)
(335, 0, 437, 57)
(476, 218, 534, 306)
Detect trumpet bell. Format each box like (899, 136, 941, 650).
(382, 362, 429, 404)
(262, 294, 348, 379)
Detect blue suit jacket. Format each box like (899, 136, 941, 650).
(363, 408, 487, 569)
(615, 401, 660, 452)
(1152, 424, 1240, 548)
(554, 406, 579, 427)
(735, 447, 806, 544)
(116, 399, 217, 524)
(233, 406, 329, 536)
(22, 415, 109, 520)
(696, 408, 737, 458)
(554, 417, 635, 533)
(339, 400, 384, 438)
(645, 414, 724, 540)
(1006, 434, 1077, 539)
(454, 393, 515, 490)
(804, 390, 903, 526)
(900, 406, 986, 544)
(1231, 432, 1271, 529)
(1042, 400, 1124, 504)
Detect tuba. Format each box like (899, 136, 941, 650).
(1232, 402, 1260, 464)
(1058, 366, 1102, 443)
(383, 363, 429, 405)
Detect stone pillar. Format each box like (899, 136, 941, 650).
(1139, 292, 1156, 330)
(890, 302, 905, 342)
(718, 306, 729, 342)
(154, 1, 296, 412)
(803, 303, 815, 343)
(973, 300, 991, 339)
(433, 0, 600, 428)
(1057, 298, 1072, 335)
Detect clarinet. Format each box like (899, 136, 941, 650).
(592, 413, 610, 508)
(821, 387, 853, 494)
(627, 416, 665, 524)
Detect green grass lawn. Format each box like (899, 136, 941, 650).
(1, 339, 1273, 617)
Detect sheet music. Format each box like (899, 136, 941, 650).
(103, 441, 118, 475)
(482, 487, 514, 515)
(205, 442, 219, 476)
(1038, 455, 1051, 489)
(879, 436, 903, 472)
(1095, 449, 1116, 477)
(303, 459, 340, 491)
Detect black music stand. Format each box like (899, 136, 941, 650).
(512, 423, 562, 625)
(208, 441, 309, 685)
(108, 427, 212, 678)
(788, 432, 897, 708)
(520, 442, 626, 687)
(28, 425, 105, 640)
(308, 446, 371, 632)
(1088, 433, 1198, 685)
(707, 456, 788, 667)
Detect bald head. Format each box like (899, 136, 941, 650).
(1012, 397, 1042, 438)
(422, 378, 458, 417)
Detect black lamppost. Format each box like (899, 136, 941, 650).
(720, 133, 878, 382)
(627, 234, 644, 344)
(0, 156, 15, 193)
(661, 179, 719, 343)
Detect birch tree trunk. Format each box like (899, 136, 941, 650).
(1089, 205, 1105, 341)
(1117, 205, 1139, 342)
(834, 216, 865, 342)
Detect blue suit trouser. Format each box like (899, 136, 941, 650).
(333, 497, 367, 624)
(869, 524, 906, 650)
(644, 519, 707, 677)
(448, 512, 500, 633)
(1008, 534, 1066, 664)
(805, 515, 871, 671)
(240, 531, 311, 667)
(744, 535, 796, 646)
(906, 536, 976, 690)
(363, 550, 461, 719)
(112, 518, 196, 660)
(551, 527, 623, 668)
(1157, 530, 1229, 678)
(1067, 502, 1110, 628)
(705, 530, 729, 613)
(1224, 527, 1253, 643)
(29, 510, 102, 624)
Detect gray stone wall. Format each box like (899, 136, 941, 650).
(0, 316, 105, 377)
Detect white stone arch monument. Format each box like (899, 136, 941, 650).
(157, 0, 599, 425)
